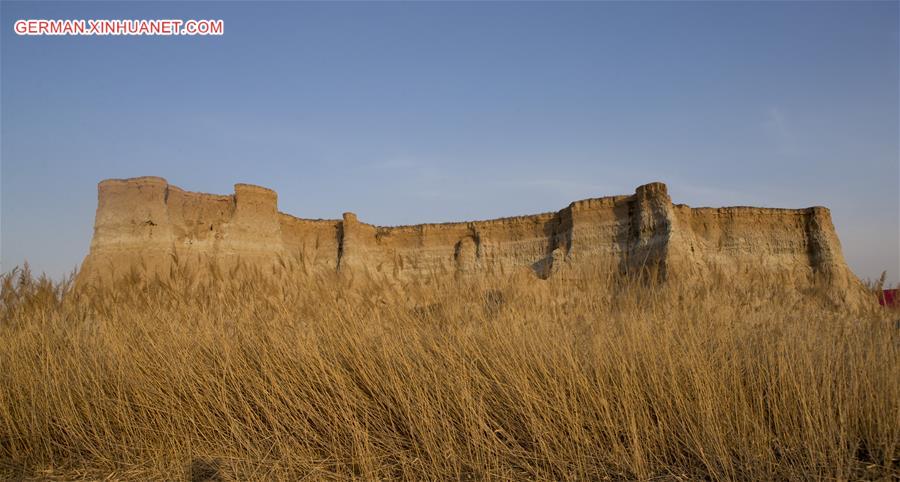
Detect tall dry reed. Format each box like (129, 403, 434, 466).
(0, 263, 897, 480)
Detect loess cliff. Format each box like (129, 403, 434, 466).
(77, 176, 867, 305)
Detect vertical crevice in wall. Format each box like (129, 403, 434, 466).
(455, 225, 482, 276)
(616, 197, 637, 277)
(468, 224, 482, 260)
(531, 210, 568, 279)
(627, 182, 673, 281)
(338, 212, 357, 273)
(804, 207, 836, 280)
(555, 208, 573, 256)
(336, 222, 345, 270)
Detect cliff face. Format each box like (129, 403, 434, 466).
(77, 177, 866, 305)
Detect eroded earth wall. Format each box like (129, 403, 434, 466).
(77, 177, 866, 304)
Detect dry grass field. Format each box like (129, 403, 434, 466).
(0, 263, 897, 480)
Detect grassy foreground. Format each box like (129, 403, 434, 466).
(0, 264, 897, 480)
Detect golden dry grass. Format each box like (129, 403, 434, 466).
(0, 263, 897, 480)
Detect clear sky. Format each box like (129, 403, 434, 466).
(2, 1, 898, 283)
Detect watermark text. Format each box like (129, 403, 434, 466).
(14, 19, 224, 36)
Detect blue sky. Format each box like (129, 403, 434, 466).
(2, 1, 898, 283)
